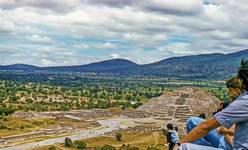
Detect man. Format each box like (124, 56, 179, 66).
(178, 60, 248, 150)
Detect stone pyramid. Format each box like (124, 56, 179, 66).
(138, 87, 221, 124)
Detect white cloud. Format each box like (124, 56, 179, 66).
(0, 17, 15, 33)
(0, 0, 81, 12)
(41, 58, 56, 66)
(0, 0, 248, 65)
(157, 43, 192, 56)
(140, 0, 204, 15)
(25, 34, 54, 44)
(122, 33, 167, 47)
(73, 44, 90, 49)
(85, 0, 203, 15)
(110, 53, 120, 59)
(95, 42, 117, 49)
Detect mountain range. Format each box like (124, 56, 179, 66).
(1, 49, 248, 80)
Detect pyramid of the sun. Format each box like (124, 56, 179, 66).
(138, 87, 221, 123)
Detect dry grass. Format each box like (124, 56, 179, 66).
(0, 116, 57, 137)
(31, 132, 168, 150)
(0, 116, 92, 137)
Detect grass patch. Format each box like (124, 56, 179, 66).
(0, 116, 57, 137)
(30, 132, 168, 150)
(82, 132, 166, 150)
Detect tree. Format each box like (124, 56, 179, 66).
(59, 104, 70, 111)
(10, 95, 18, 102)
(64, 137, 74, 147)
(132, 102, 143, 109)
(115, 132, 122, 141)
(25, 98, 33, 103)
(75, 140, 87, 149)
(101, 145, 116, 150)
(162, 129, 168, 136)
(48, 146, 56, 150)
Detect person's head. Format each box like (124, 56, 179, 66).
(167, 123, 173, 130)
(226, 76, 244, 101)
(174, 126, 179, 132)
(237, 59, 248, 91)
(219, 101, 224, 109)
(198, 113, 206, 119)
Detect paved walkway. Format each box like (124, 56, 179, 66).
(0, 120, 121, 150)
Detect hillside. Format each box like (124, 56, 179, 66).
(43, 59, 138, 72)
(140, 50, 248, 79)
(0, 49, 248, 80)
(0, 64, 40, 71)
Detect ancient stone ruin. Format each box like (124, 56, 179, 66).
(138, 87, 220, 130)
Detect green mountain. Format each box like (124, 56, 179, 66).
(1, 49, 248, 80)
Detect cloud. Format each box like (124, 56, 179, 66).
(95, 42, 117, 49)
(122, 33, 167, 47)
(0, 0, 81, 13)
(73, 44, 90, 49)
(0, 17, 15, 33)
(157, 43, 193, 57)
(84, 0, 203, 15)
(41, 58, 56, 66)
(140, 0, 204, 15)
(25, 34, 54, 44)
(0, 45, 19, 54)
(84, 0, 134, 8)
(110, 53, 120, 59)
(0, 0, 248, 66)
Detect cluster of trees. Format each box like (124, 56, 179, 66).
(0, 73, 228, 114)
(0, 77, 168, 113)
(207, 87, 229, 101)
(0, 104, 16, 116)
(64, 137, 87, 149)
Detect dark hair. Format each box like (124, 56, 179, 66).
(198, 113, 206, 119)
(222, 101, 229, 109)
(167, 123, 173, 130)
(238, 59, 248, 91)
(226, 77, 242, 89)
(174, 127, 179, 132)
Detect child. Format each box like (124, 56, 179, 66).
(174, 127, 180, 145)
(166, 123, 180, 150)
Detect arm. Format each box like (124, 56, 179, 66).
(181, 117, 221, 143)
(167, 132, 172, 144)
(218, 125, 235, 146)
(225, 133, 234, 147)
(218, 124, 235, 136)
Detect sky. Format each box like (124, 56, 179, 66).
(0, 0, 248, 66)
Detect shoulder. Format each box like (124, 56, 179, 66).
(167, 131, 172, 135)
(237, 92, 248, 100)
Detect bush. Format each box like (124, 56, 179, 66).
(120, 144, 139, 150)
(115, 132, 122, 141)
(162, 129, 168, 136)
(101, 145, 116, 150)
(0, 123, 7, 129)
(75, 140, 87, 149)
(48, 145, 56, 150)
(64, 137, 74, 147)
(147, 146, 160, 150)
